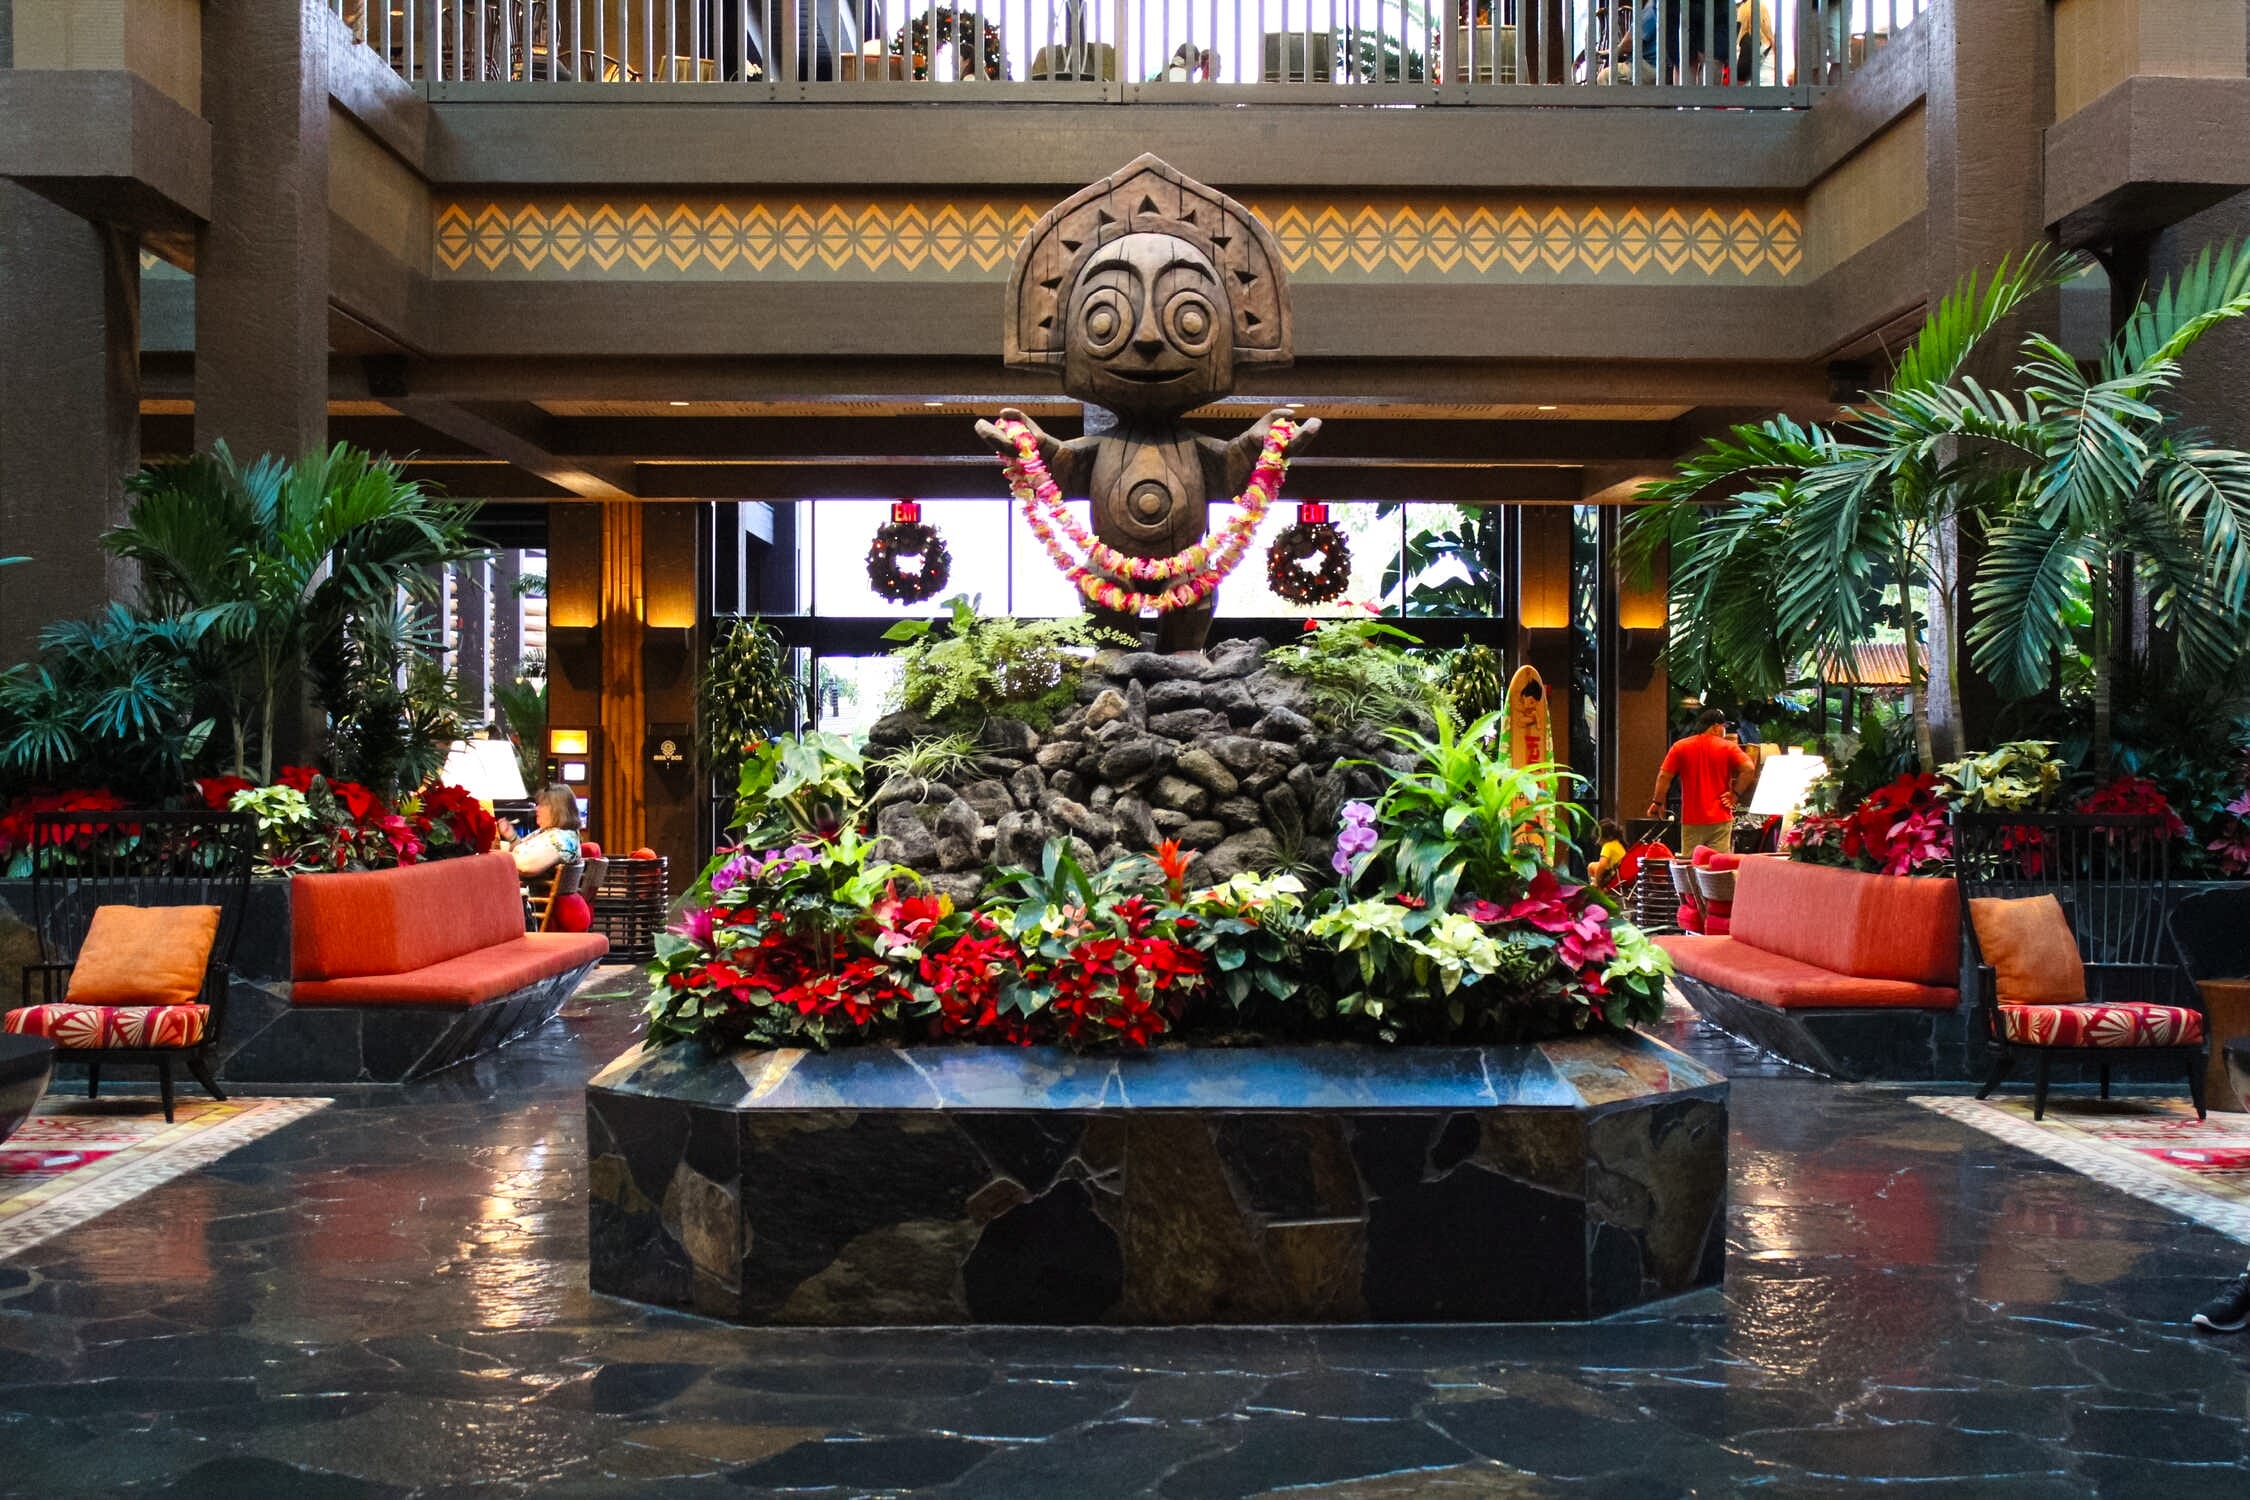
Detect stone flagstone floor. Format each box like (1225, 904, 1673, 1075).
(1, 979, 2248, 1496)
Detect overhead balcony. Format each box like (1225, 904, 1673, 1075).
(329, 0, 1925, 105)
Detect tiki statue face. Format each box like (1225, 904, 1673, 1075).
(1061, 231, 1234, 414)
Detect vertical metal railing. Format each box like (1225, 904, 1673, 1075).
(325, 0, 1926, 93)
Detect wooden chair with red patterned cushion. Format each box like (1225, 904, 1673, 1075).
(1956, 812, 2204, 1121)
(2, 810, 254, 1121)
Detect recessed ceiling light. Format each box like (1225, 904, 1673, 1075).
(668, 400, 691, 407)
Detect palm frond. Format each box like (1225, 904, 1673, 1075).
(1892, 245, 2076, 396)
(2106, 236, 2250, 384)
(1966, 513, 2090, 699)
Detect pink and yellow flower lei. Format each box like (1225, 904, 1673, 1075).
(997, 417, 1297, 615)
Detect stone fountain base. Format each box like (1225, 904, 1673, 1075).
(585, 1030, 1728, 1325)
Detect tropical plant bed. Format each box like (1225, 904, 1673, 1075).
(586, 1028, 1728, 1325)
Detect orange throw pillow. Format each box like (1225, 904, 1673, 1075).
(1969, 895, 2085, 1005)
(65, 905, 221, 1008)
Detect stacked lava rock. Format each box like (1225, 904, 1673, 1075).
(864, 637, 1412, 905)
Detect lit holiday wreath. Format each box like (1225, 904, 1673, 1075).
(889, 7, 1009, 80)
(1265, 510, 1352, 605)
(867, 502, 952, 603)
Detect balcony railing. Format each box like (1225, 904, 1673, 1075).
(335, 0, 1927, 100)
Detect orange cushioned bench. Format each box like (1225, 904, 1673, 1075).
(291, 852, 608, 1006)
(1655, 857, 1965, 1080)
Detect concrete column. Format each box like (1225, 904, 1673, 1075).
(1921, 0, 2055, 760)
(194, 0, 328, 458)
(0, 183, 140, 660)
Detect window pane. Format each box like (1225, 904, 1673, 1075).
(1390, 504, 1504, 617)
(809, 499, 1008, 617)
(1214, 502, 1394, 618)
(811, 654, 904, 742)
(1009, 498, 1096, 618)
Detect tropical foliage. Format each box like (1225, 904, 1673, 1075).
(0, 607, 214, 802)
(1262, 617, 1446, 730)
(697, 618, 799, 796)
(646, 707, 1669, 1053)
(1624, 250, 2074, 769)
(1924, 241, 2250, 768)
(106, 442, 483, 783)
(884, 594, 1118, 731)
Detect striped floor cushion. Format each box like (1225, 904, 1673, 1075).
(1998, 1002, 2204, 1048)
(3, 1003, 209, 1048)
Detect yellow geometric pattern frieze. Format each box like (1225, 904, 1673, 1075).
(433, 198, 1802, 282)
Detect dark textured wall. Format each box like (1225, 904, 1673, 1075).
(2152, 191, 2250, 450)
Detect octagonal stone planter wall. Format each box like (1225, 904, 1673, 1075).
(587, 1032, 1728, 1325)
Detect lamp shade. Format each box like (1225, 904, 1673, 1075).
(1746, 749, 1828, 818)
(441, 737, 530, 804)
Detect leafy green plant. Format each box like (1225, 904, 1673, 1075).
(1363, 709, 1592, 909)
(723, 732, 865, 855)
(1913, 240, 2250, 769)
(309, 595, 465, 800)
(0, 606, 213, 801)
(884, 594, 1116, 731)
(1441, 643, 1506, 729)
(867, 733, 982, 788)
(106, 442, 482, 781)
(1263, 618, 1445, 730)
(698, 618, 800, 795)
(1938, 740, 2065, 812)
(1379, 505, 1504, 616)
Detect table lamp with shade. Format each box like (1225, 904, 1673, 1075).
(441, 736, 530, 811)
(1746, 747, 1829, 836)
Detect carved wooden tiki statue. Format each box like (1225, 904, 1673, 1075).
(980, 154, 1318, 652)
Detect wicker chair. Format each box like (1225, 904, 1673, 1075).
(12, 811, 254, 1120)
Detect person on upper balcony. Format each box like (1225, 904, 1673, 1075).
(1647, 707, 1755, 855)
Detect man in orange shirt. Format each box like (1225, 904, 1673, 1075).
(1647, 707, 1755, 854)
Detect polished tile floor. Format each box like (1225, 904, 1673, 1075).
(3, 985, 2248, 1497)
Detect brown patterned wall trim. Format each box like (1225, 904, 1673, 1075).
(433, 198, 1804, 283)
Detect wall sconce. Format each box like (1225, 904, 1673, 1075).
(549, 728, 591, 757)
(641, 570, 697, 633)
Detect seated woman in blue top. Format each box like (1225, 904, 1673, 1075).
(499, 784, 583, 879)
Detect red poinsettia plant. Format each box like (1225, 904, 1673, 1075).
(2075, 773, 2188, 840)
(647, 832, 1233, 1051)
(1783, 772, 1952, 877)
(0, 788, 132, 875)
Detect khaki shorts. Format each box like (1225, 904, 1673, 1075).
(1680, 821, 1733, 855)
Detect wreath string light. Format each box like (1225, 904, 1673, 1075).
(1266, 502, 1352, 605)
(889, 7, 1009, 79)
(867, 499, 952, 603)
(997, 416, 1298, 614)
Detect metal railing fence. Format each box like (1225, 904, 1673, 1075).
(330, 0, 1928, 98)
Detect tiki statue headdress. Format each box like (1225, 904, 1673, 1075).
(1003, 154, 1293, 414)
